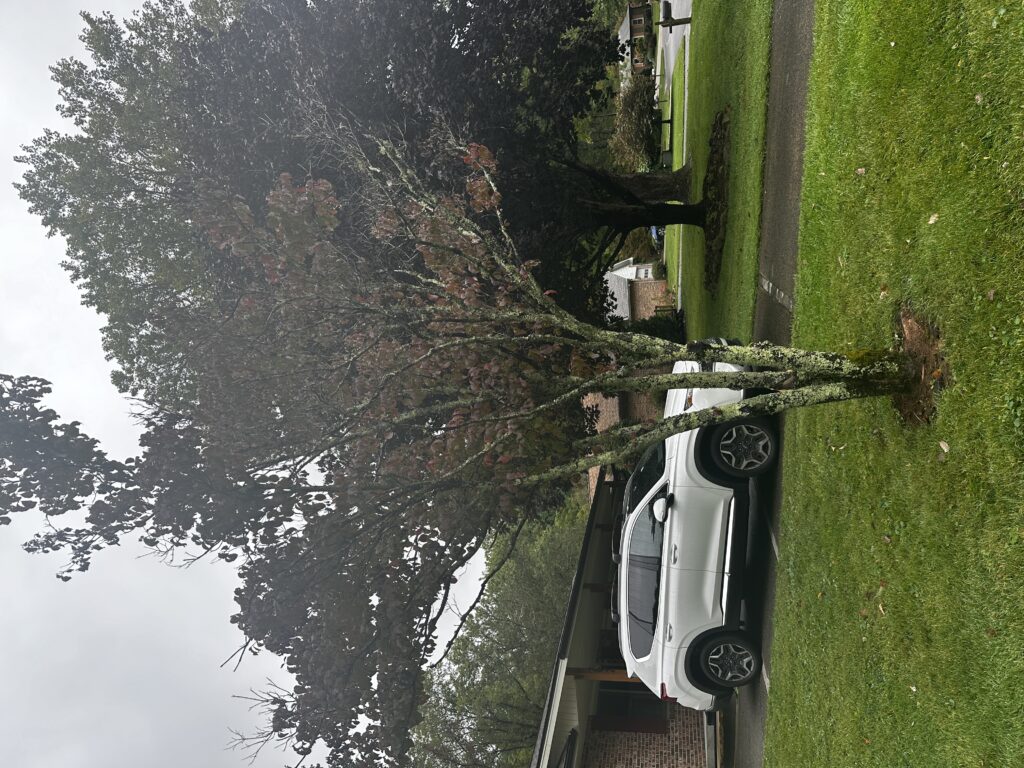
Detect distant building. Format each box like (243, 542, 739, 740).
(618, 2, 654, 73)
(605, 257, 672, 322)
(601, 256, 677, 424)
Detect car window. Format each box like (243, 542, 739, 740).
(624, 443, 666, 515)
(625, 502, 664, 658)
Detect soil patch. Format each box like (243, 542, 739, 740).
(702, 110, 731, 293)
(892, 306, 950, 425)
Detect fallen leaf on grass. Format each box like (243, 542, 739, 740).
(928, 213, 940, 225)
(856, 167, 867, 175)
(882, 534, 892, 544)
(986, 627, 998, 638)
(939, 440, 950, 453)
(878, 603, 886, 616)
(987, 289, 996, 301)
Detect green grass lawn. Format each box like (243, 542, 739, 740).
(662, 0, 772, 340)
(765, 3, 1024, 766)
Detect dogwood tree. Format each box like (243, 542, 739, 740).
(3, 115, 916, 767)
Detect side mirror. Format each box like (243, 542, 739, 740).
(652, 497, 668, 523)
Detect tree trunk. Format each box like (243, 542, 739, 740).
(556, 162, 695, 206)
(580, 199, 706, 230)
(603, 166, 694, 204)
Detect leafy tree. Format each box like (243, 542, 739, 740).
(3, 116, 918, 766)
(411, 498, 588, 768)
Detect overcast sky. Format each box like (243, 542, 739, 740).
(3, 3, 316, 767)
(1, 4, 487, 766)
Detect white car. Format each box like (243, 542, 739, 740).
(614, 359, 778, 709)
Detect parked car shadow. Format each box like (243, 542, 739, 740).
(719, 413, 784, 768)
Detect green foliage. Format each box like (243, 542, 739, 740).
(589, 0, 627, 33)
(0, 375, 130, 535)
(619, 310, 687, 344)
(15, 0, 621, 402)
(412, 497, 588, 768)
(619, 227, 659, 265)
(608, 71, 660, 173)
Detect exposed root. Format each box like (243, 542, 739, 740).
(892, 305, 950, 425)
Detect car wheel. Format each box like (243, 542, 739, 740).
(708, 418, 776, 478)
(697, 632, 761, 688)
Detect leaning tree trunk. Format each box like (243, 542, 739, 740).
(507, 335, 916, 488)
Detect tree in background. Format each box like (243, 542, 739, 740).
(412, 499, 588, 768)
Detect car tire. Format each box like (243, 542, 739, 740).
(697, 632, 761, 688)
(707, 418, 777, 479)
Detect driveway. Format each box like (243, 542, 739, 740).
(721, 0, 817, 767)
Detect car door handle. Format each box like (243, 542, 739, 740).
(672, 544, 678, 564)
(667, 624, 673, 642)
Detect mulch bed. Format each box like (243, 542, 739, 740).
(702, 110, 731, 294)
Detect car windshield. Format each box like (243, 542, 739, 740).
(623, 443, 666, 516)
(625, 500, 665, 658)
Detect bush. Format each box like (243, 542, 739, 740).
(611, 309, 687, 342)
(608, 71, 659, 172)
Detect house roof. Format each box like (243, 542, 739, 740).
(605, 257, 635, 320)
(618, 11, 631, 46)
(529, 466, 607, 768)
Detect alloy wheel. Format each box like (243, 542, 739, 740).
(717, 423, 773, 472)
(705, 642, 756, 684)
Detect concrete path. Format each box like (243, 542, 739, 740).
(723, 1, 817, 767)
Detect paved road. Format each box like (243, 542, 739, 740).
(722, 1, 817, 767)
(659, 0, 694, 92)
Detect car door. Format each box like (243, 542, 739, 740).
(660, 485, 732, 649)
